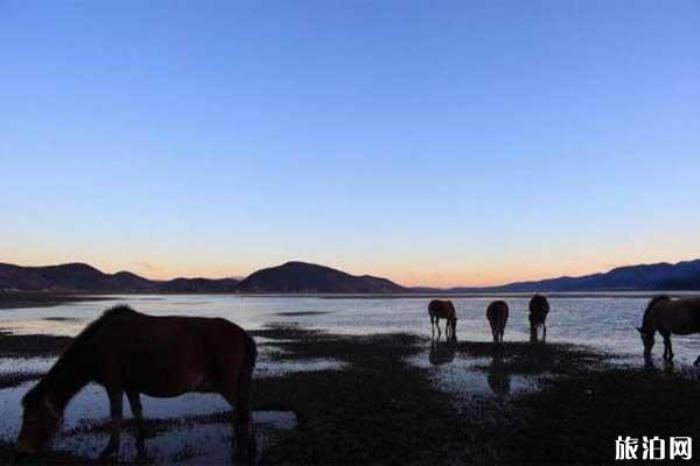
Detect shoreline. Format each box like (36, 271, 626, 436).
(2, 291, 699, 302)
(0, 294, 112, 310)
(1, 326, 699, 464)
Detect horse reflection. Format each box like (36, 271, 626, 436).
(643, 355, 675, 374)
(428, 340, 456, 366)
(487, 350, 511, 397)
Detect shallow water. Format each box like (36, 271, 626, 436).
(408, 352, 540, 400)
(0, 381, 296, 464)
(2, 294, 699, 462)
(1, 293, 699, 363)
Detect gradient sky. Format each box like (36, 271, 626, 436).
(1, 1, 699, 287)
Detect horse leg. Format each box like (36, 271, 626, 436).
(663, 334, 674, 361)
(100, 388, 124, 458)
(126, 390, 148, 460)
(436, 319, 442, 339)
(542, 324, 547, 343)
(222, 364, 256, 463)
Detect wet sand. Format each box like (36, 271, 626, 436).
(0, 327, 699, 464)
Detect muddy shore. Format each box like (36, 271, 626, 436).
(0, 327, 698, 464)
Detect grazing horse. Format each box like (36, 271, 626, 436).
(637, 295, 700, 365)
(16, 305, 258, 462)
(528, 294, 550, 342)
(428, 299, 457, 340)
(486, 300, 509, 344)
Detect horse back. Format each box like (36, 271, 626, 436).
(529, 295, 549, 324)
(487, 301, 509, 327)
(654, 298, 700, 335)
(88, 312, 252, 394)
(429, 299, 455, 319)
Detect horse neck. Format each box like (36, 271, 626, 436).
(641, 305, 657, 332)
(41, 353, 92, 413)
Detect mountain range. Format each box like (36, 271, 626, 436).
(472, 259, 700, 292)
(0, 261, 404, 293)
(0, 262, 239, 293)
(1, 259, 699, 294)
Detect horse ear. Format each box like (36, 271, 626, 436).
(636, 327, 643, 334)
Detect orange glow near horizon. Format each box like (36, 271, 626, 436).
(4, 247, 697, 289)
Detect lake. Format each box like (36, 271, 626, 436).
(2, 293, 700, 463)
(2, 293, 699, 364)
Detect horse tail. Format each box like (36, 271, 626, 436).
(238, 332, 257, 403)
(642, 295, 671, 330)
(233, 331, 257, 461)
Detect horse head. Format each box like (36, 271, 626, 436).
(16, 393, 63, 454)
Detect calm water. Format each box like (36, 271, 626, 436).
(2, 293, 700, 364)
(2, 294, 699, 462)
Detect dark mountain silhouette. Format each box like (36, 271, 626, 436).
(0, 263, 140, 293)
(236, 261, 405, 293)
(447, 259, 700, 292)
(159, 277, 240, 293)
(1, 259, 699, 294)
(0, 262, 238, 293)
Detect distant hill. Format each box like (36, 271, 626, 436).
(158, 277, 240, 293)
(0, 262, 239, 293)
(449, 259, 700, 292)
(236, 261, 405, 293)
(0, 261, 402, 294)
(2, 258, 699, 294)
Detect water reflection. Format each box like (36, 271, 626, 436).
(3, 294, 700, 364)
(486, 350, 511, 397)
(428, 340, 456, 366)
(0, 381, 296, 464)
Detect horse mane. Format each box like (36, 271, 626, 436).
(22, 305, 138, 407)
(641, 295, 670, 332)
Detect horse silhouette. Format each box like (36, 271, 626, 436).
(16, 305, 257, 462)
(637, 295, 700, 365)
(486, 300, 509, 344)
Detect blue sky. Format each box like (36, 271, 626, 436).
(1, 1, 699, 286)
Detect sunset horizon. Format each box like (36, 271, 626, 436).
(3, 2, 698, 291)
(3, 253, 699, 289)
(2, 2, 699, 463)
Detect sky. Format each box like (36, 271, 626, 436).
(1, 1, 699, 287)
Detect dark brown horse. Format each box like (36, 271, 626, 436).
(428, 299, 457, 340)
(16, 305, 257, 462)
(528, 294, 550, 342)
(637, 295, 700, 365)
(486, 300, 508, 344)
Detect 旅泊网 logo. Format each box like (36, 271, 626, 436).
(615, 436, 692, 461)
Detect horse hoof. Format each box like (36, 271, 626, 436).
(99, 446, 117, 461)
